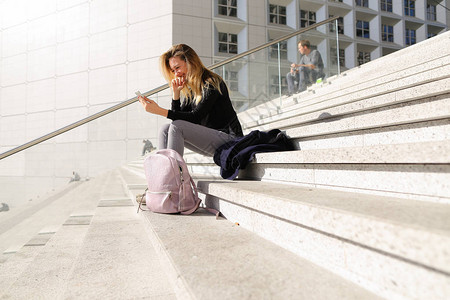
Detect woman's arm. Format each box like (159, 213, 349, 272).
(138, 88, 217, 121)
(139, 96, 168, 117)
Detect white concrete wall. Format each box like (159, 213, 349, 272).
(0, 0, 174, 207)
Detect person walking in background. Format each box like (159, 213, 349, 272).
(69, 171, 80, 183)
(286, 40, 325, 95)
(138, 44, 243, 157)
(0, 203, 9, 212)
(141, 139, 156, 156)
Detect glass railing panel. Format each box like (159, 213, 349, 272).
(215, 22, 340, 112)
(213, 43, 289, 113)
(0, 144, 62, 213)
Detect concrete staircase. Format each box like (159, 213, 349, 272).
(120, 168, 383, 300)
(1, 32, 449, 300)
(0, 168, 382, 300)
(129, 31, 450, 299)
(0, 171, 176, 299)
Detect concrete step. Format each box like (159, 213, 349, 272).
(242, 162, 449, 203)
(184, 138, 450, 164)
(195, 179, 450, 300)
(0, 236, 49, 292)
(0, 215, 93, 298)
(182, 140, 450, 202)
(245, 76, 450, 133)
(140, 208, 384, 300)
(243, 154, 448, 204)
(253, 140, 450, 164)
(323, 31, 449, 93)
(120, 159, 450, 299)
(295, 118, 450, 151)
(287, 93, 449, 140)
(239, 33, 449, 129)
(0, 171, 111, 298)
(1, 169, 176, 299)
(61, 195, 175, 299)
(118, 168, 384, 300)
(0, 174, 105, 259)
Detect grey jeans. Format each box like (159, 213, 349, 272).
(159, 120, 238, 156)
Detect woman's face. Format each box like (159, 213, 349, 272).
(169, 56, 188, 80)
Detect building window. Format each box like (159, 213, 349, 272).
(224, 70, 239, 91)
(357, 51, 371, 65)
(218, 0, 237, 17)
(381, 0, 393, 12)
(427, 4, 437, 21)
(331, 48, 345, 67)
(356, 20, 370, 38)
(218, 32, 238, 54)
(300, 10, 316, 28)
(405, 0, 415, 17)
(382, 24, 394, 42)
(269, 41, 288, 60)
(356, 0, 369, 7)
(329, 0, 343, 2)
(405, 28, 416, 45)
(269, 4, 287, 25)
(329, 16, 344, 34)
(428, 32, 437, 38)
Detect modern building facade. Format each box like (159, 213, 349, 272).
(211, 0, 448, 98)
(0, 0, 448, 207)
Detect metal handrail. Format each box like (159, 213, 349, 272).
(0, 17, 338, 161)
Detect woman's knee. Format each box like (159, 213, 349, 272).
(171, 119, 189, 128)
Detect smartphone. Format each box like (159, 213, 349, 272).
(136, 91, 152, 104)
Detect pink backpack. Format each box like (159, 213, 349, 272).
(140, 149, 201, 214)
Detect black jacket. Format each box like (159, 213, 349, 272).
(214, 129, 297, 180)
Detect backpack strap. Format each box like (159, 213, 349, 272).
(202, 205, 220, 219)
(180, 177, 202, 215)
(180, 177, 220, 218)
(137, 188, 148, 213)
(189, 177, 220, 219)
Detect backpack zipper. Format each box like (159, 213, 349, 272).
(148, 190, 172, 201)
(178, 165, 184, 211)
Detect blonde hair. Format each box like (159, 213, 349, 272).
(160, 44, 223, 105)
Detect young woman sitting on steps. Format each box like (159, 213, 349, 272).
(138, 44, 243, 157)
